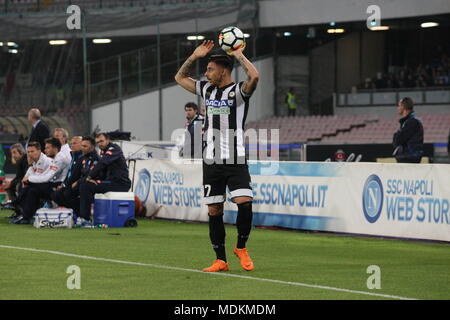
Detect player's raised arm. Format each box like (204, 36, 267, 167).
(175, 40, 215, 94)
(228, 46, 259, 96)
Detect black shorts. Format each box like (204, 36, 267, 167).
(203, 163, 253, 204)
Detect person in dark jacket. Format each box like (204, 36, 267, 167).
(2, 143, 29, 215)
(78, 133, 131, 223)
(26, 108, 50, 150)
(51, 136, 100, 218)
(182, 102, 204, 159)
(393, 97, 424, 163)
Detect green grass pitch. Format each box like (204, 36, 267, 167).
(0, 209, 448, 300)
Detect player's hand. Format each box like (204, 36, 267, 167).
(72, 181, 78, 188)
(22, 177, 29, 184)
(192, 40, 214, 59)
(226, 42, 246, 57)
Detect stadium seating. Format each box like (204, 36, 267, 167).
(246, 113, 450, 145)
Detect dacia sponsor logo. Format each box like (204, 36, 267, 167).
(362, 174, 384, 223)
(208, 106, 231, 115)
(205, 99, 233, 107)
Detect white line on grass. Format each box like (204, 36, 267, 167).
(0, 244, 417, 300)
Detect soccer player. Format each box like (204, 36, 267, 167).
(175, 40, 259, 272)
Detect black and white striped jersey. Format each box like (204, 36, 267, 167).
(195, 80, 252, 164)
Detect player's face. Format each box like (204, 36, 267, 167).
(11, 148, 22, 162)
(205, 62, 225, 86)
(54, 130, 66, 145)
(81, 141, 94, 155)
(70, 138, 82, 152)
(44, 143, 57, 158)
(27, 146, 41, 162)
(185, 107, 196, 120)
(95, 135, 109, 150)
(397, 101, 405, 115)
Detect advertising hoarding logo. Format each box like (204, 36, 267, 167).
(363, 174, 384, 223)
(135, 169, 151, 203)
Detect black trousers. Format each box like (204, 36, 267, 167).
(22, 182, 59, 220)
(5, 180, 21, 202)
(288, 108, 296, 116)
(79, 180, 131, 220)
(51, 186, 80, 215)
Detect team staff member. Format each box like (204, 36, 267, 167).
(10, 142, 51, 222)
(2, 143, 29, 215)
(52, 136, 100, 220)
(26, 108, 50, 150)
(13, 138, 70, 224)
(175, 41, 259, 272)
(392, 97, 424, 163)
(79, 133, 131, 224)
(54, 128, 72, 163)
(3, 143, 28, 202)
(181, 102, 204, 159)
(65, 136, 83, 184)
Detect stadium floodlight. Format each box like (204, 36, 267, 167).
(420, 22, 439, 28)
(283, 32, 292, 37)
(93, 39, 112, 44)
(8, 49, 18, 54)
(186, 35, 205, 41)
(370, 26, 390, 31)
(0, 42, 17, 47)
(49, 40, 67, 45)
(327, 28, 345, 34)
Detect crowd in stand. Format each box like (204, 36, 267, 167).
(360, 54, 450, 90)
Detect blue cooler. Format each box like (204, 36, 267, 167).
(94, 192, 136, 227)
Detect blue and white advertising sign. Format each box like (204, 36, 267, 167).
(132, 160, 450, 242)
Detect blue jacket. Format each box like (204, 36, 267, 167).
(88, 143, 131, 185)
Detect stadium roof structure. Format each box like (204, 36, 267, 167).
(0, 0, 257, 39)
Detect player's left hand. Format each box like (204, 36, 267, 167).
(226, 42, 246, 57)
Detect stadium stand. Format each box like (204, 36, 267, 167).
(246, 113, 450, 145)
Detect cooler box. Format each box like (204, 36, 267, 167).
(94, 192, 135, 227)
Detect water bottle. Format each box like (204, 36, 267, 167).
(96, 224, 108, 229)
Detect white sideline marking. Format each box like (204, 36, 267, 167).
(0, 244, 417, 300)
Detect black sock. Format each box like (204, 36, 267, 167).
(208, 214, 226, 262)
(236, 202, 253, 249)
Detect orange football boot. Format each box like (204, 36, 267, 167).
(233, 248, 254, 271)
(202, 259, 229, 272)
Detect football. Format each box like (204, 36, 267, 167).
(218, 26, 245, 53)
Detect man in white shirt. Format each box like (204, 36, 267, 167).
(53, 128, 72, 163)
(12, 138, 70, 224)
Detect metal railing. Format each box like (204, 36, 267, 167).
(335, 86, 450, 107)
(87, 31, 275, 107)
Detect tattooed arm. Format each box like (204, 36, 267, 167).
(175, 40, 214, 94)
(228, 46, 259, 96)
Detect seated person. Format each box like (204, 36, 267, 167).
(2, 143, 29, 215)
(12, 138, 70, 224)
(79, 133, 131, 226)
(52, 136, 100, 221)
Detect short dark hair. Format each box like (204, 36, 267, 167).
(400, 97, 414, 111)
(95, 132, 110, 140)
(45, 137, 62, 151)
(82, 136, 96, 146)
(27, 141, 41, 150)
(185, 102, 198, 111)
(209, 52, 234, 72)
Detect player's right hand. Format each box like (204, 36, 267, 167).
(192, 40, 214, 59)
